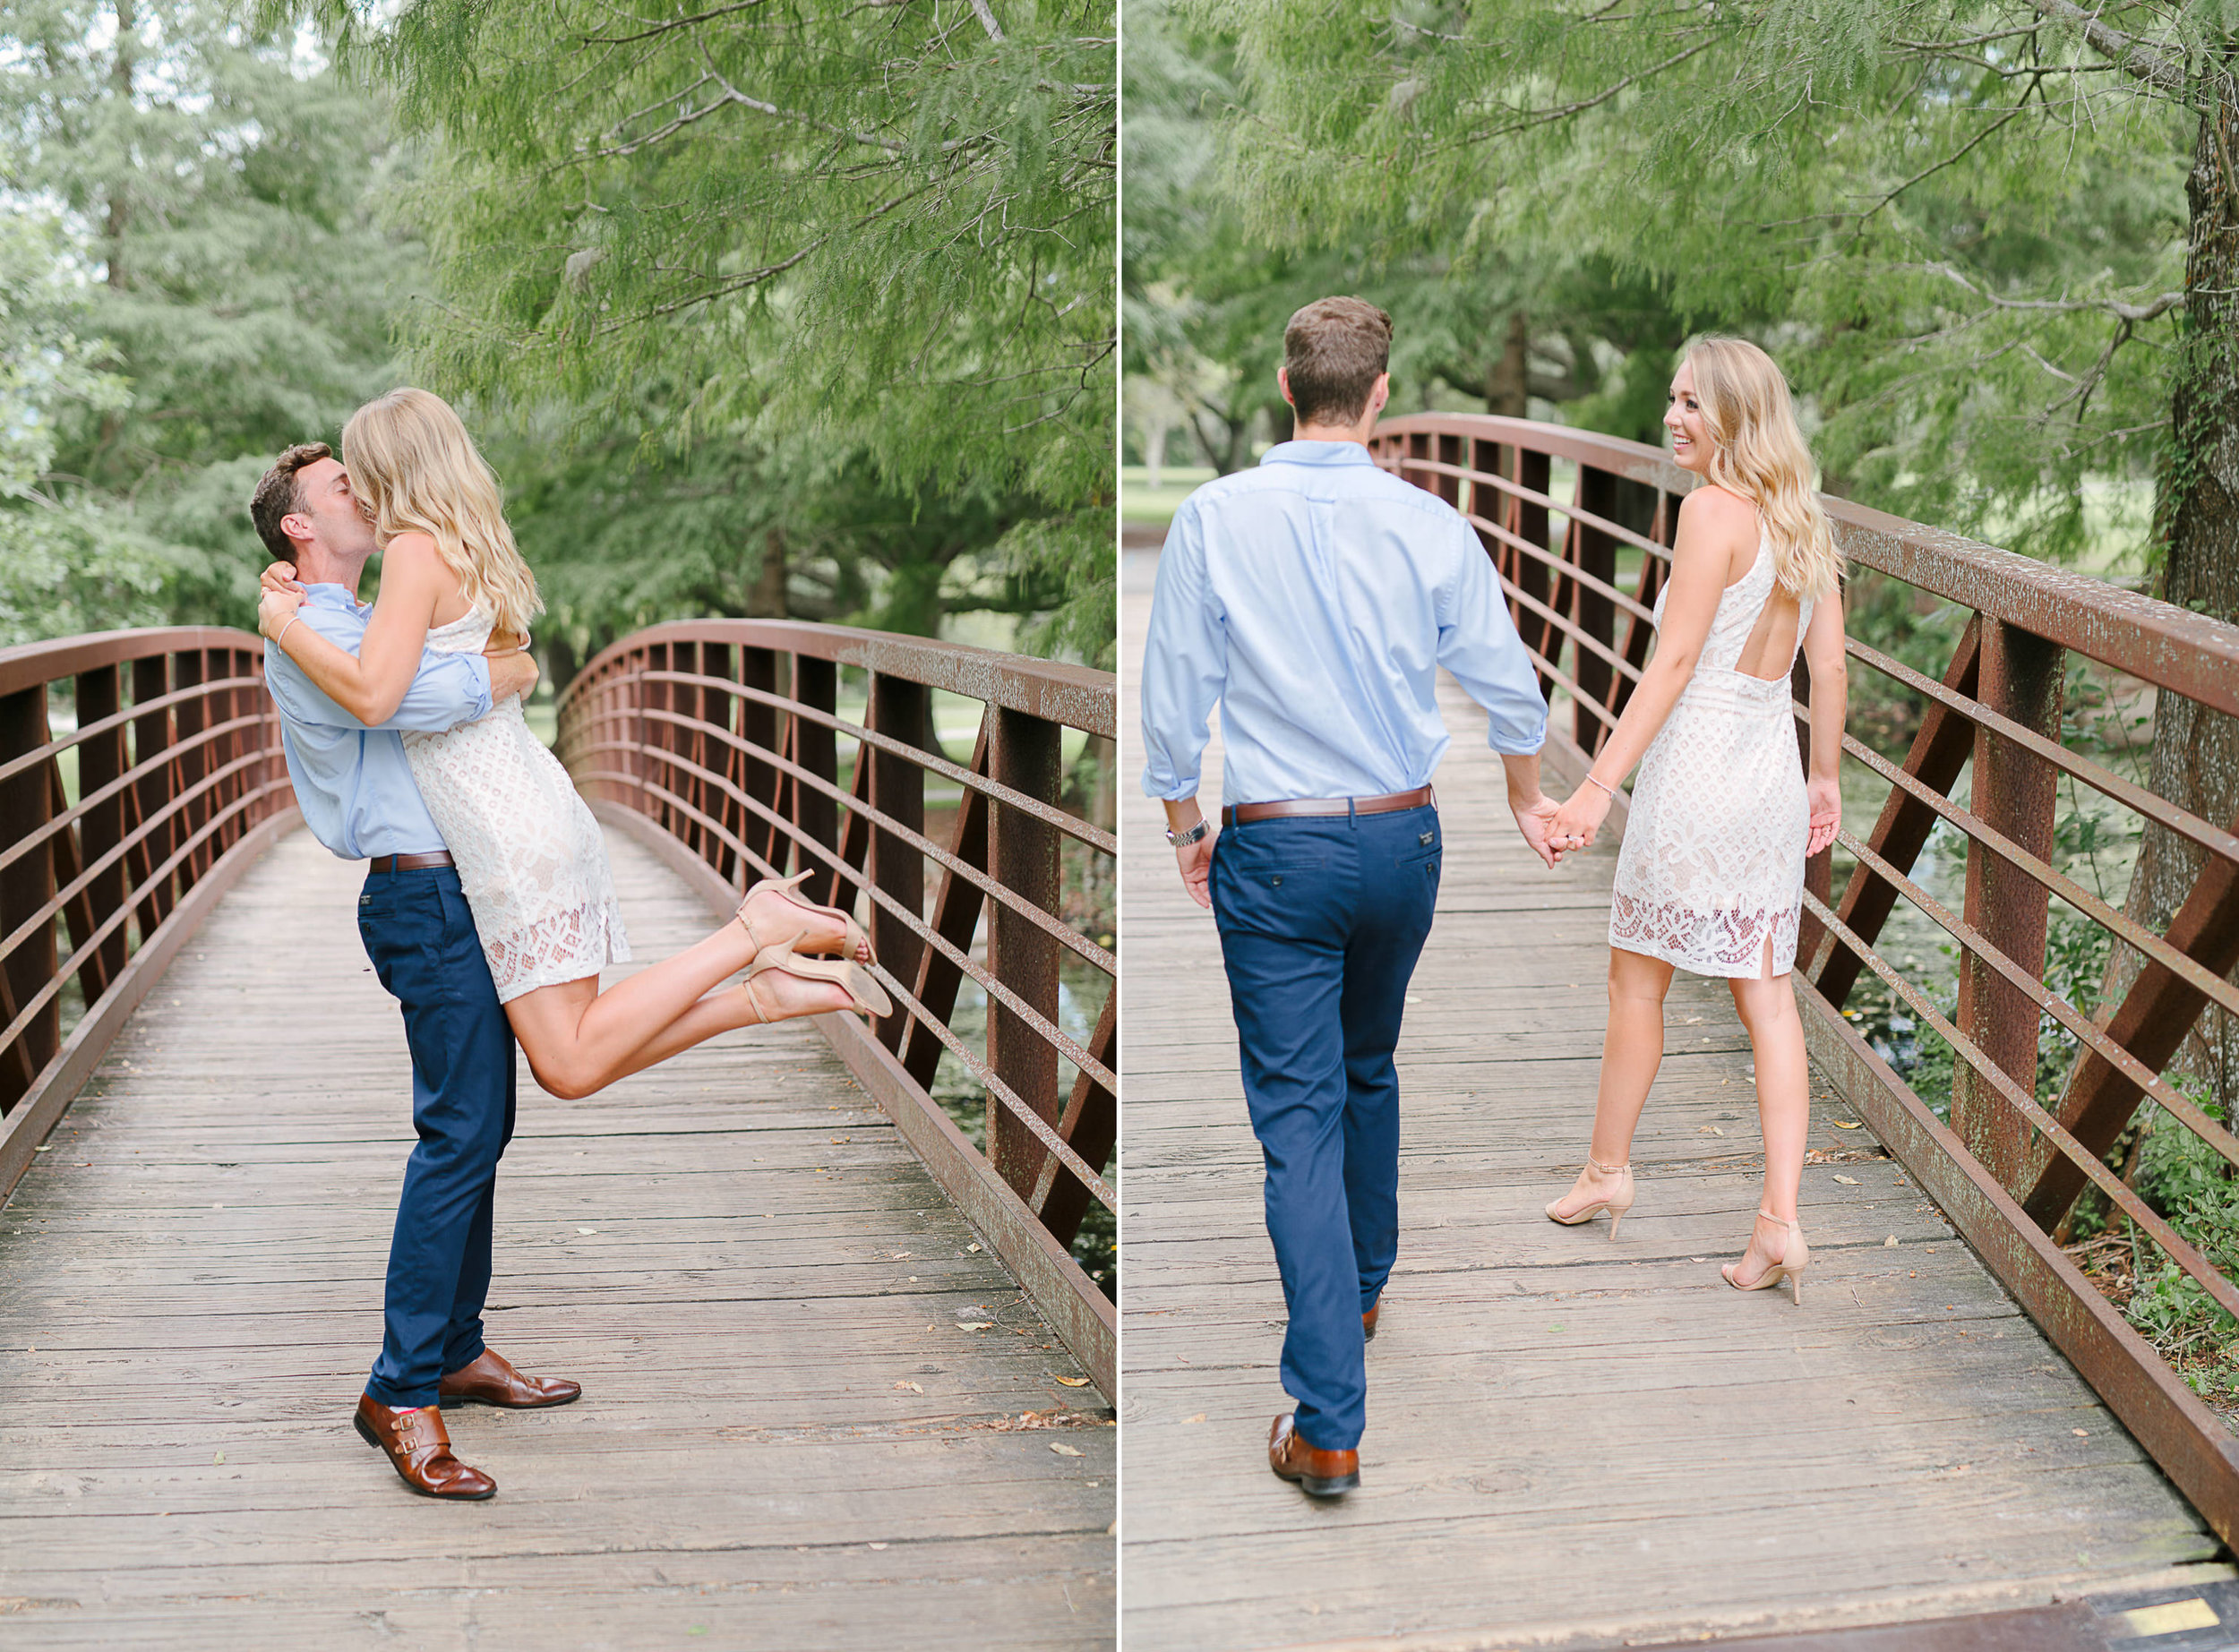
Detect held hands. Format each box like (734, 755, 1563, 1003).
(1806, 775, 1841, 858)
(1511, 792, 1564, 870)
(1547, 783, 1613, 859)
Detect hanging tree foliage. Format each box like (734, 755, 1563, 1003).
(296, 0, 1117, 664)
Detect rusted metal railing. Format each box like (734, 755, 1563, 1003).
(556, 621, 1118, 1399)
(1373, 412, 2239, 1546)
(0, 629, 296, 1197)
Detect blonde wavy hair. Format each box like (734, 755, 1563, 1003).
(1684, 337, 1843, 603)
(341, 388, 543, 636)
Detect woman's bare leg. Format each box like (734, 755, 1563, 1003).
(1549, 945, 1676, 1219)
(503, 881, 857, 1100)
(568, 968, 854, 1091)
(1727, 962, 1812, 1280)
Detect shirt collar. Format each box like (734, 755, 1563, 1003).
(301, 582, 367, 612)
(1258, 440, 1376, 468)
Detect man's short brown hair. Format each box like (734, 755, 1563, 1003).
(249, 442, 332, 561)
(1283, 297, 1394, 427)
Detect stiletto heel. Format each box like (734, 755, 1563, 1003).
(736, 869, 875, 965)
(1722, 1208, 1808, 1305)
(1546, 1157, 1634, 1240)
(741, 929, 894, 1021)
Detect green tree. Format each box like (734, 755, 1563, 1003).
(303, 0, 1116, 665)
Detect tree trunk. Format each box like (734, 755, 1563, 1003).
(1143, 416, 1168, 491)
(2103, 75, 2239, 1109)
(105, 0, 134, 291)
(750, 526, 788, 618)
(1484, 309, 1529, 419)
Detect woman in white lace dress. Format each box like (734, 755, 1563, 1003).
(256, 389, 888, 1101)
(1540, 339, 1848, 1303)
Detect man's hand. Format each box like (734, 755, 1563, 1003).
(1176, 831, 1215, 910)
(1547, 783, 1613, 857)
(1511, 792, 1564, 870)
(488, 650, 539, 705)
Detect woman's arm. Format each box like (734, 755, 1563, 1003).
(257, 535, 453, 727)
(1547, 486, 1756, 847)
(1802, 591, 1848, 856)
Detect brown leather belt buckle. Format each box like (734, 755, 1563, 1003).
(1220, 785, 1434, 829)
(366, 851, 455, 875)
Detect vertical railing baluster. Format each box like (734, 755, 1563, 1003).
(0, 683, 59, 1108)
(794, 656, 838, 903)
(742, 647, 779, 875)
(1573, 467, 1618, 755)
(172, 651, 208, 891)
(1952, 619, 2063, 1187)
(870, 673, 928, 1051)
(701, 643, 735, 882)
(130, 656, 173, 938)
(76, 664, 126, 997)
(986, 706, 1062, 1198)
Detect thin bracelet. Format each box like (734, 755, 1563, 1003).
(273, 614, 301, 651)
(1583, 772, 1618, 798)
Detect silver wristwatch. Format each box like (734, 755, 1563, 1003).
(1165, 819, 1210, 847)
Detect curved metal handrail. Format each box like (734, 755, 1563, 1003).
(0, 628, 296, 1201)
(556, 620, 1118, 1400)
(1372, 411, 2239, 1544)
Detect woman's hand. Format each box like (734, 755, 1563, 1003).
(1548, 783, 1612, 855)
(1806, 775, 1841, 857)
(260, 561, 304, 598)
(257, 582, 304, 642)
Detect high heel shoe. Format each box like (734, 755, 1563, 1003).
(1722, 1209, 1808, 1305)
(1545, 1157, 1634, 1240)
(736, 869, 874, 965)
(740, 929, 894, 1023)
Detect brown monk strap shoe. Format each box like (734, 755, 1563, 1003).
(1268, 1412, 1360, 1498)
(1362, 1298, 1381, 1341)
(437, 1348, 581, 1410)
(354, 1395, 496, 1500)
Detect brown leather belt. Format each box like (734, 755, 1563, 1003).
(365, 851, 455, 875)
(1221, 785, 1434, 828)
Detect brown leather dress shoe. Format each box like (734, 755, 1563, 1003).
(1362, 1298, 1381, 1341)
(437, 1348, 582, 1409)
(1268, 1412, 1360, 1498)
(354, 1395, 496, 1500)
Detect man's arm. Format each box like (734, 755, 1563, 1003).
(265, 606, 499, 734)
(1139, 507, 1230, 907)
(1436, 522, 1561, 869)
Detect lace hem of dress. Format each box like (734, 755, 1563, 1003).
(485, 899, 632, 1004)
(1608, 890, 1798, 980)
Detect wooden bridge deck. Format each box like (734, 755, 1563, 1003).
(0, 826, 1113, 1648)
(1118, 544, 2228, 1651)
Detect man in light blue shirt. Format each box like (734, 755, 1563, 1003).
(1138, 297, 1559, 1499)
(250, 442, 571, 1502)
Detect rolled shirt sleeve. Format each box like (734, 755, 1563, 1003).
(1436, 518, 1548, 756)
(1138, 503, 1230, 800)
(264, 606, 493, 735)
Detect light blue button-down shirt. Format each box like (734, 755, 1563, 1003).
(1139, 440, 1548, 807)
(262, 585, 494, 860)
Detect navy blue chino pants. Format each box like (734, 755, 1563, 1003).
(1210, 803, 1441, 1452)
(356, 866, 517, 1408)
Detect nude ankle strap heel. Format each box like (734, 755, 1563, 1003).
(1722, 1208, 1807, 1305)
(1546, 1157, 1635, 1240)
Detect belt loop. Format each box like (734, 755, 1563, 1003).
(1348, 796, 1358, 826)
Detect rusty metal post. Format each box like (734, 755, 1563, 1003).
(0, 686, 59, 1110)
(171, 651, 207, 888)
(1951, 618, 2063, 1187)
(741, 647, 779, 872)
(1573, 467, 1618, 752)
(130, 656, 173, 937)
(74, 664, 126, 997)
(986, 707, 1062, 1198)
(869, 674, 928, 1052)
(794, 656, 838, 903)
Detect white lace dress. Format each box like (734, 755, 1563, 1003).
(1608, 538, 1815, 979)
(401, 606, 630, 1002)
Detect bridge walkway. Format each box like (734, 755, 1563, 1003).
(1119, 543, 2226, 1651)
(0, 825, 1114, 1648)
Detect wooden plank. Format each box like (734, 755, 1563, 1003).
(0, 824, 1110, 1648)
(1114, 544, 2223, 1652)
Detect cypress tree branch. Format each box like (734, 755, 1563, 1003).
(2029, 0, 2191, 98)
